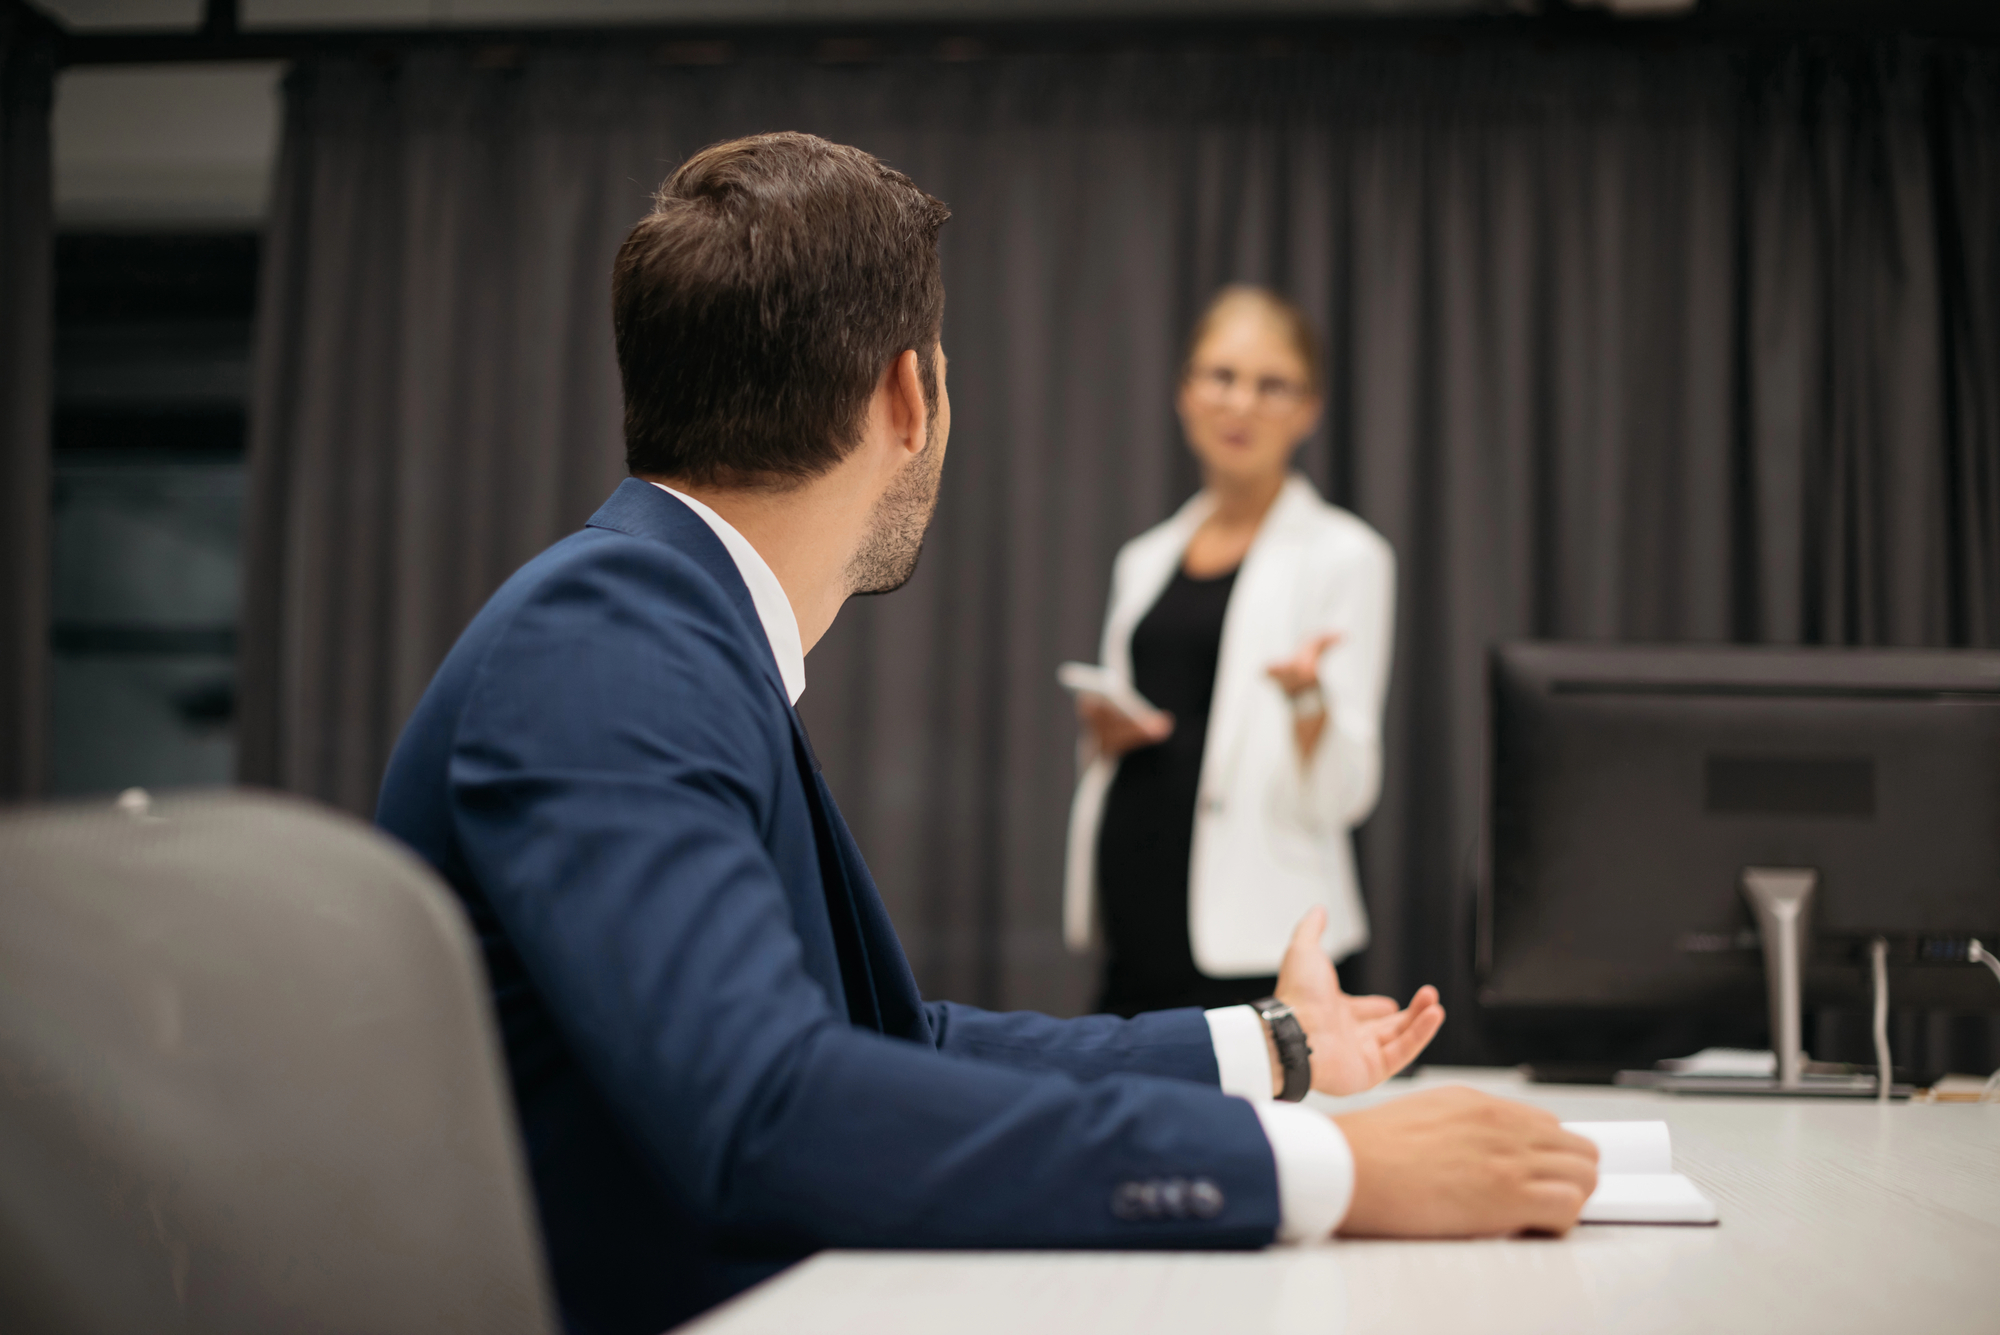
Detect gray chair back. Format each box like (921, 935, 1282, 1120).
(0, 789, 557, 1335)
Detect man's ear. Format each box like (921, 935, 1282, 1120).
(887, 348, 928, 459)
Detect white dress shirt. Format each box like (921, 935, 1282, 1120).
(652, 481, 1355, 1241)
(653, 483, 807, 706)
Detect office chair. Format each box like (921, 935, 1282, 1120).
(0, 788, 558, 1335)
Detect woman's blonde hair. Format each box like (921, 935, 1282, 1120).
(1182, 285, 1324, 397)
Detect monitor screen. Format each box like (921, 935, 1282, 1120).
(1481, 644, 2000, 1027)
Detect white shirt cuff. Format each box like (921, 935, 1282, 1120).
(1204, 1005, 1274, 1101)
(1206, 1006, 1355, 1241)
(1250, 1101, 1356, 1243)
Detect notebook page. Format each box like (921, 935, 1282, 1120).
(1579, 1174, 1718, 1225)
(1562, 1121, 1673, 1175)
(1561, 1121, 1718, 1224)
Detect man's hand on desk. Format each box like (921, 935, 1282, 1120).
(1271, 906, 1446, 1097)
(1334, 1087, 1600, 1237)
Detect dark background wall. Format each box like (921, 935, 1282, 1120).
(234, 32, 2000, 1057)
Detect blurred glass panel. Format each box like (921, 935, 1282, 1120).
(56, 320, 251, 407)
(51, 655, 237, 796)
(55, 66, 283, 228)
(242, 0, 1485, 27)
(51, 231, 257, 798)
(32, 0, 205, 31)
(52, 457, 243, 627)
(50, 456, 245, 797)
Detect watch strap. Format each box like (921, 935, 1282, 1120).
(1255, 996, 1313, 1102)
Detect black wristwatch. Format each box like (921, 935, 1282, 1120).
(1254, 996, 1314, 1102)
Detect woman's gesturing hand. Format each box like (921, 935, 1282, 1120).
(1272, 905, 1446, 1097)
(1266, 629, 1341, 697)
(1077, 694, 1173, 761)
(1267, 631, 1340, 759)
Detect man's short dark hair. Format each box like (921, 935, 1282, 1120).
(613, 132, 951, 488)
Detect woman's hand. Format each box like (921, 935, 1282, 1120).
(1077, 694, 1173, 761)
(1266, 630, 1340, 696)
(1270, 906, 1446, 1097)
(1266, 631, 1340, 760)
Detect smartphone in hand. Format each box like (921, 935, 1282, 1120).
(1056, 662, 1159, 721)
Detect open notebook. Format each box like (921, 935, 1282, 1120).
(1563, 1122, 1719, 1225)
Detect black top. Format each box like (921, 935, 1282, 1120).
(1095, 565, 1272, 1016)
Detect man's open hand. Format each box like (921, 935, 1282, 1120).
(1334, 1086, 1600, 1237)
(1273, 906, 1445, 1097)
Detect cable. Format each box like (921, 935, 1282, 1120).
(1971, 939, 2000, 987)
(1971, 941, 2000, 1105)
(1870, 937, 1891, 1103)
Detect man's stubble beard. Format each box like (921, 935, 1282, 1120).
(845, 425, 945, 597)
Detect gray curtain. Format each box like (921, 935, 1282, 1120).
(243, 37, 2000, 1044)
(0, 0, 53, 803)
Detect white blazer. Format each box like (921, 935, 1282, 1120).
(1063, 475, 1396, 976)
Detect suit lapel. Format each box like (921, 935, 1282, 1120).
(587, 479, 913, 1036)
(1110, 476, 1317, 797)
(788, 718, 888, 1032)
(1202, 476, 1314, 793)
(585, 478, 791, 705)
(1105, 492, 1213, 688)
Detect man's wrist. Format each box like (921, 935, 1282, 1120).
(1204, 1005, 1279, 1101)
(1264, 1014, 1284, 1097)
(1254, 996, 1313, 1102)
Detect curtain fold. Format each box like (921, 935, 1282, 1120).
(242, 36, 2000, 1043)
(0, 0, 54, 803)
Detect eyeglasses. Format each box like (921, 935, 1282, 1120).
(1183, 365, 1313, 416)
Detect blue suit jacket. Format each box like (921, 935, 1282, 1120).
(376, 479, 1281, 1335)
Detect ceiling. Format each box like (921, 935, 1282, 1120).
(53, 62, 285, 225)
(30, 0, 1705, 34)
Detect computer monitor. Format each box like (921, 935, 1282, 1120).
(1480, 643, 2000, 1083)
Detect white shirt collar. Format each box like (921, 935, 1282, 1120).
(650, 482, 807, 706)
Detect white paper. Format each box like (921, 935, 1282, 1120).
(1656, 1047, 1777, 1077)
(1562, 1121, 1718, 1225)
(1579, 1174, 1719, 1225)
(1563, 1121, 1673, 1176)
(1055, 662, 1160, 721)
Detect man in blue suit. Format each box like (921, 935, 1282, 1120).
(377, 132, 1598, 1335)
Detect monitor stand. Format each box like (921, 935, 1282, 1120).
(1638, 867, 1908, 1098)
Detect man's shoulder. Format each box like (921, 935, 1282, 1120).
(435, 521, 781, 739)
(378, 516, 789, 849)
(481, 523, 750, 645)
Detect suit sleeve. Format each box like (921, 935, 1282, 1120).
(447, 540, 1282, 1251)
(922, 1001, 1221, 1084)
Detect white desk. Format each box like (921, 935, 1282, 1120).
(680, 1067, 2000, 1335)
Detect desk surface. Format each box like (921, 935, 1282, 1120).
(681, 1067, 2000, 1335)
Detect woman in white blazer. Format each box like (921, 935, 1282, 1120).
(1066, 286, 1396, 1016)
